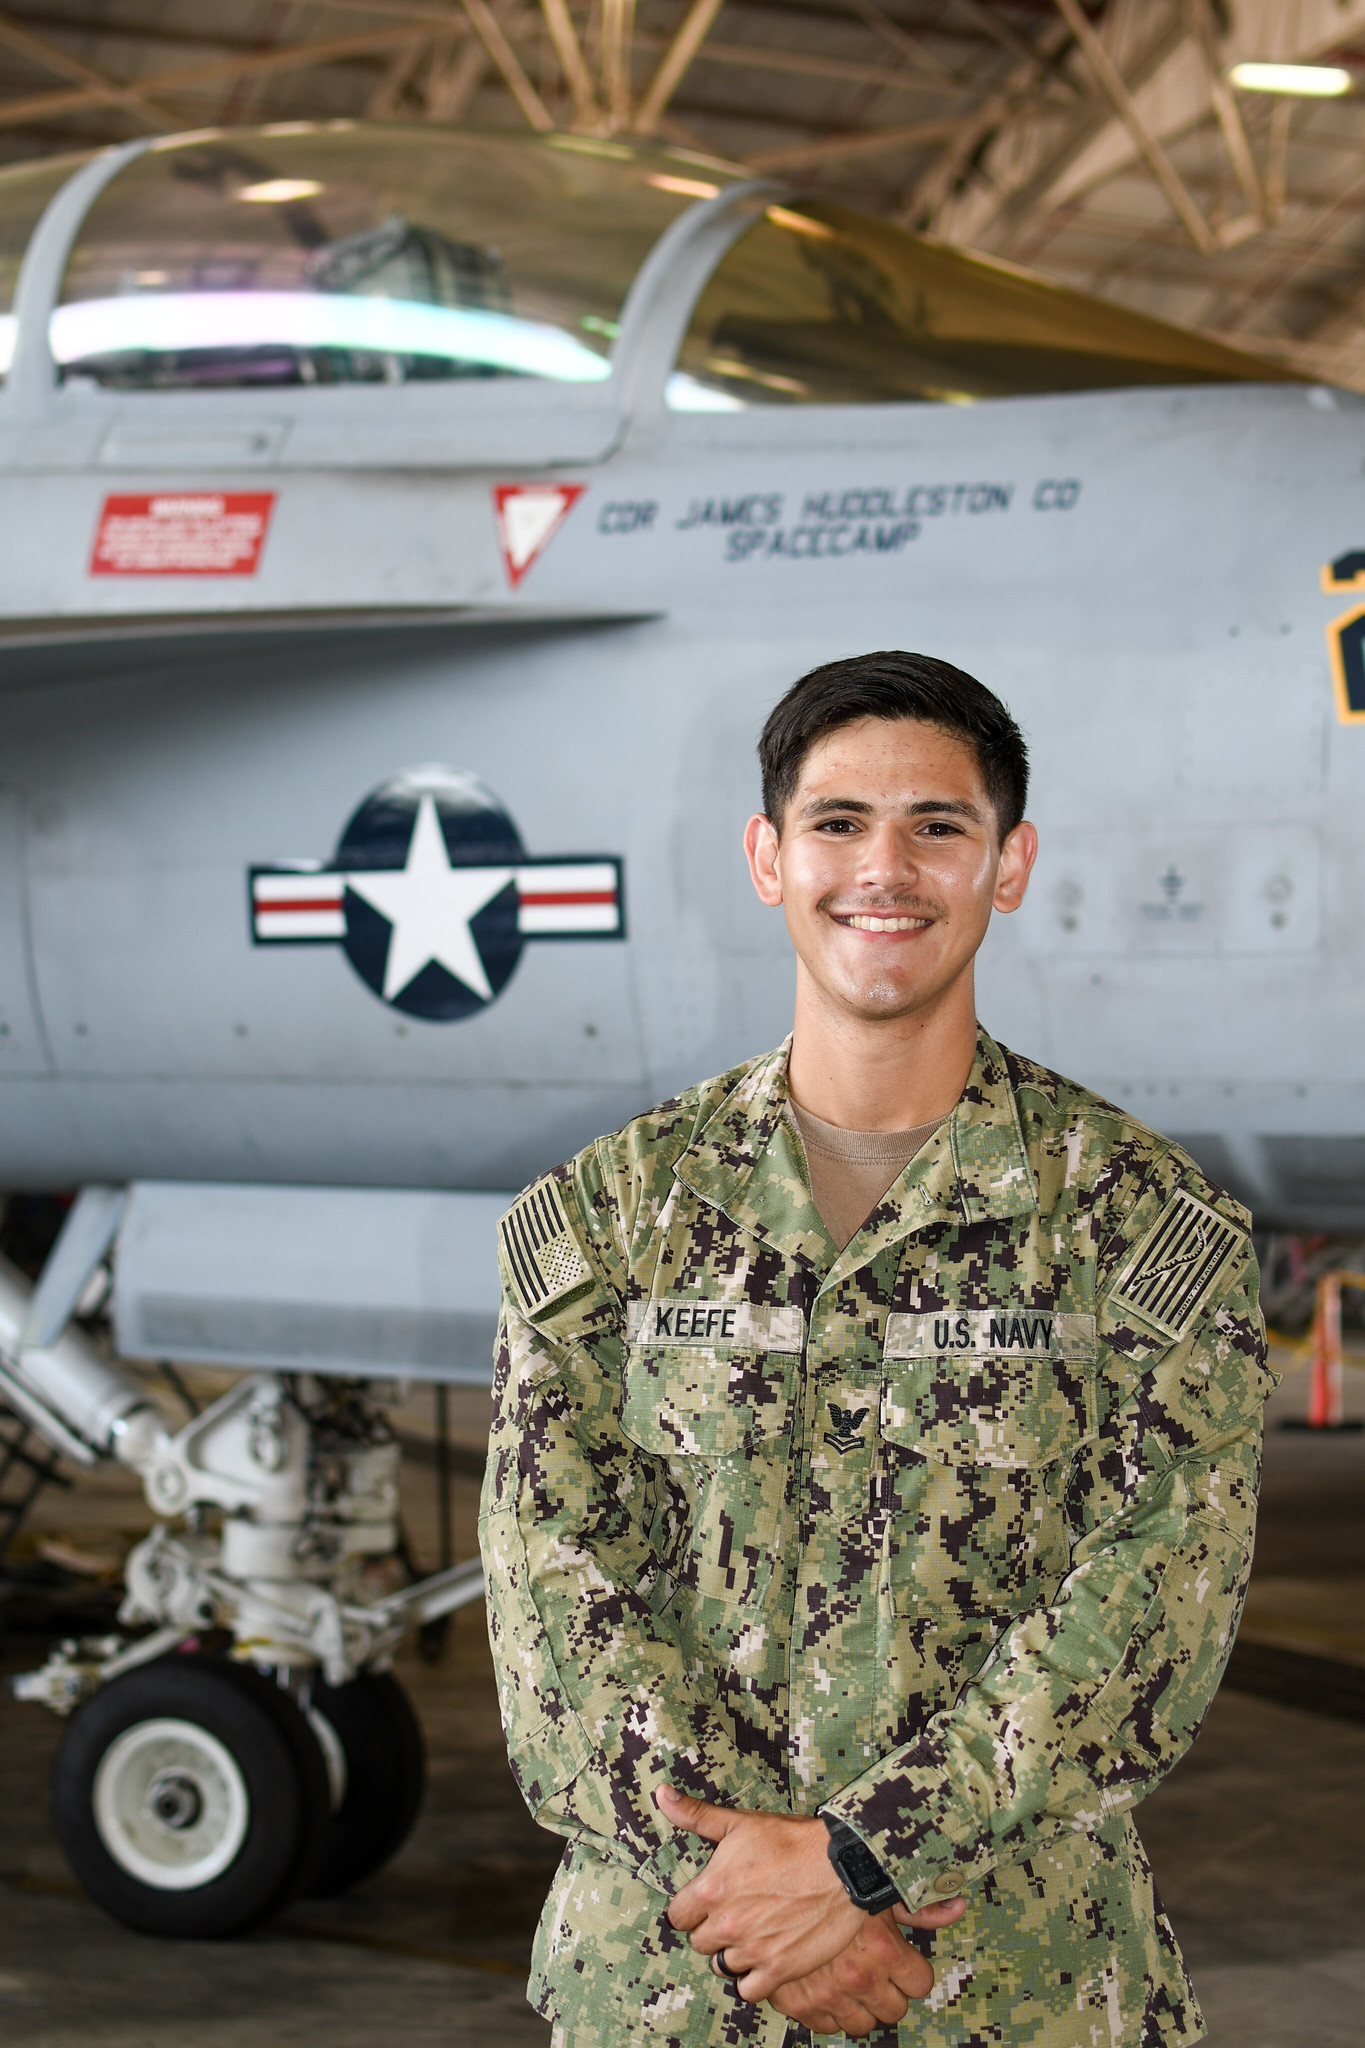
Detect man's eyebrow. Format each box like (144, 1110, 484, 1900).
(907, 797, 985, 822)
(796, 795, 986, 823)
(797, 795, 875, 819)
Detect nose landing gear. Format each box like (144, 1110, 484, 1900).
(55, 1654, 334, 1938)
(53, 1652, 432, 1936)
(5, 1320, 481, 1939)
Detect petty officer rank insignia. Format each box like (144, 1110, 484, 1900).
(1110, 1188, 1241, 1341)
(824, 1403, 869, 1453)
(499, 1177, 592, 1320)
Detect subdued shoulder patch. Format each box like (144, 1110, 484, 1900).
(499, 1176, 593, 1320)
(1110, 1188, 1243, 1341)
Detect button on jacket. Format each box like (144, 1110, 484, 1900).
(479, 1030, 1273, 2048)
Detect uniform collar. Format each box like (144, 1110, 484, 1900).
(672, 1039, 833, 1269)
(673, 1027, 1037, 1276)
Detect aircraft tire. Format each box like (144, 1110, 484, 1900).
(53, 1653, 331, 1938)
(300, 1670, 426, 1897)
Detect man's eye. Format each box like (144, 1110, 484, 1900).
(816, 818, 859, 833)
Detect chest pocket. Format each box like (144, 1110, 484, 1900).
(620, 1299, 803, 1459)
(878, 1311, 1097, 1617)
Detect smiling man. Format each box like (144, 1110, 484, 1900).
(481, 651, 1273, 2048)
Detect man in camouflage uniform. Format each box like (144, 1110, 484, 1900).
(481, 651, 1271, 2046)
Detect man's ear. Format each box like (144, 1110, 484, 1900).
(993, 821, 1038, 914)
(744, 813, 784, 907)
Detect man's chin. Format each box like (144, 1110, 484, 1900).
(798, 945, 960, 1021)
(836, 976, 930, 1020)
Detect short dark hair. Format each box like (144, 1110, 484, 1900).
(758, 650, 1028, 839)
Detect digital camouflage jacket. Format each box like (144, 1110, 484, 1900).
(479, 1030, 1273, 2048)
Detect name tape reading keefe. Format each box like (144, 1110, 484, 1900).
(627, 1300, 805, 1352)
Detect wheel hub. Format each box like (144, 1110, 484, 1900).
(92, 1717, 250, 1890)
(146, 1769, 203, 1831)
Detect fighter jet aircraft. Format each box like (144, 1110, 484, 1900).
(0, 118, 1355, 1936)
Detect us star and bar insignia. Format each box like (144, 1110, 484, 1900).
(250, 855, 623, 943)
(248, 767, 625, 1024)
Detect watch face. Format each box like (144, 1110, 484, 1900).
(840, 1839, 888, 1896)
(826, 1820, 898, 1909)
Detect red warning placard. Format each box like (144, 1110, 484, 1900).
(90, 492, 276, 576)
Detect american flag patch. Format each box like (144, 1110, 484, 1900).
(1110, 1190, 1241, 1341)
(499, 1177, 592, 1318)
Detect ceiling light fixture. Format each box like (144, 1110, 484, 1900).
(1229, 61, 1352, 96)
(647, 174, 719, 198)
(766, 207, 837, 240)
(237, 178, 324, 203)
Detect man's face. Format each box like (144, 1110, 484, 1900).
(744, 717, 1036, 1024)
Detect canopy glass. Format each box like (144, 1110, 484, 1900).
(51, 126, 738, 392)
(669, 198, 1296, 408)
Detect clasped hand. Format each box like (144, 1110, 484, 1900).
(658, 1785, 966, 2039)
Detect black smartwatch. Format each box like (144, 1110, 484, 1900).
(821, 1816, 902, 1914)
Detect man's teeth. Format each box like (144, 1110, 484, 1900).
(843, 914, 929, 931)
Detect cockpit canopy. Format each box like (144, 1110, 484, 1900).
(44, 128, 722, 394)
(0, 123, 1294, 409)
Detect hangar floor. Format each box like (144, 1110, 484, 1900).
(1, 1349, 1362, 2048)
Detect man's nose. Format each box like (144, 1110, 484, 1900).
(855, 820, 919, 885)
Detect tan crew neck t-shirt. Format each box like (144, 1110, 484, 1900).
(788, 1098, 946, 1252)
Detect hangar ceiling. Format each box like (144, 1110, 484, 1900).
(2, 0, 1365, 388)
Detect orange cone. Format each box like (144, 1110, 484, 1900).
(1307, 1274, 1345, 1429)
